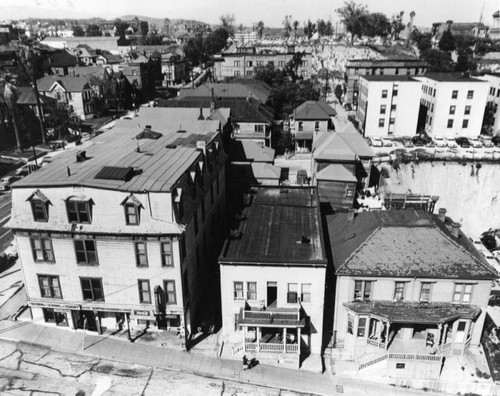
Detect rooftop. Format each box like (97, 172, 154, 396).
(360, 75, 419, 82)
(420, 73, 486, 83)
(293, 101, 336, 120)
(347, 58, 427, 67)
(220, 188, 327, 266)
(316, 164, 357, 183)
(327, 210, 497, 280)
(13, 107, 221, 193)
(178, 83, 271, 104)
(313, 132, 356, 162)
(227, 140, 275, 163)
(37, 75, 90, 92)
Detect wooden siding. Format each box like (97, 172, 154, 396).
(317, 180, 356, 208)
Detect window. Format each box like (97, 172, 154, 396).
(81, 277, 104, 301)
(132, 70, 137, 76)
(254, 124, 264, 133)
(31, 236, 54, 262)
(43, 308, 68, 326)
(302, 70, 308, 77)
(301, 284, 311, 303)
(234, 60, 240, 67)
(497, 90, 500, 98)
(462, 119, 469, 128)
(234, 70, 240, 77)
(453, 283, 473, 303)
(124, 203, 139, 225)
(392, 88, 398, 96)
(431, 103, 434, 112)
(247, 282, 257, 300)
(31, 199, 48, 221)
(314, 121, 320, 131)
(447, 119, 454, 128)
(379, 69, 384, 75)
(38, 275, 62, 298)
(347, 314, 353, 334)
(287, 283, 298, 303)
(135, 242, 148, 267)
(257, 61, 263, 66)
(467, 90, 474, 99)
(161, 240, 173, 266)
(246, 70, 253, 76)
(464, 105, 471, 115)
(449, 105, 456, 115)
(138, 279, 151, 303)
(246, 61, 253, 67)
(163, 280, 176, 304)
(378, 118, 385, 127)
(357, 316, 367, 337)
(406, 68, 411, 76)
(381, 90, 388, 98)
(234, 313, 240, 331)
(354, 280, 372, 301)
(391, 104, 396, 111)
(380, 105, 386, 114)
(66, 200, 91, 223)
(278, 61, 284, 67)
(394, 282, 406, 301)
(389, 118, 395, 125)
(234, 281, 244, 299)
(395, 68, 399, 75)
(420, 283, 432, 302)
(451, 90, 458, 99)
(429, 116, 432, 125)
(298, 121, 303, 131)
(75, 239, 98, 265)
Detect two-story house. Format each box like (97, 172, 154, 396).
(327, 209, 497, 379)
(219, 187, 327, 368)
(289, 101, 337, 153)
(37, 75, 95, 120)
(8, 107, 227, 349)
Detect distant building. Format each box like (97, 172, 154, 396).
(491, 11, 500, 40)
(214, 44, 312, 80)
(415, 73, 489, 138)
(219, 187, 327, 367)
(8, 107, 227, 346)
(328, 209, 497, 379)
(356, 75, 422, 138)
(478, 73, 500, 134)
(345, 58, 427, 106)
(433, 22, 489, 42)
(42, 50, 78, 76)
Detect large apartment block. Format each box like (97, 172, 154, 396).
(8, 108, 227, 345)
(416, 74, 489, 138)
(478, 73, 500, 133)
(357, 75, 422, 138)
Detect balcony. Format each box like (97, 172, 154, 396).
(238, 305, 305, 327)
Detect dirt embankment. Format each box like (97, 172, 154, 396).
(378, 162, 500, 237)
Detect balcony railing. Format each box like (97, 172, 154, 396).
(239, 306, 303, 326)
(245, 342, 299, 353)
(367, 338, 387, 349)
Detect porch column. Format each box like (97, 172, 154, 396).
(256, 326, 260, 351)
(243, 326, 246, 352)
(385, 321, 390, 350)
(461, 321, 471, 356)
(283, 328, 287, 353)
(443, 323, 449, 345)
(437, 323, 443, 346)
(297, 327, 301, 355)
(377, 319, 382, 341)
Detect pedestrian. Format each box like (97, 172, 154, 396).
(242, 355, 248, 370)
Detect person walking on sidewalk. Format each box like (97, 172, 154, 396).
(242, 355, 248, 370)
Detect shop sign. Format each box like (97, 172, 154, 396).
(130, 309, 156, 320)
(165, 314, 179, 319)
(54, 309, 68, 313)
(133, 309, 151, 317)
(29, 301, 80, 310)
(87, 306, 131, 313)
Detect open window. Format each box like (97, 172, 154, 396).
(66, 196, 93, 224)
(121, 194, 143, 225)
(27, 190, 51, 222)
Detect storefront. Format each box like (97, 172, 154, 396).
(29, 300, 81, 329)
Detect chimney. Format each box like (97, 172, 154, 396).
(438, 208, 447, 222)
(76, 150, 86, 162)
(67, 166, 71, 176)
(144, 125, 152, 132)
(198, 108, 205, 120)
(347, 209, 355, 223)
(450, 222, 461, 238)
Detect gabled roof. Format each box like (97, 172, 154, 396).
(316, 164, 357, 182)
(178, 83, 271, 104)
(227, 140, 275, 163)
(336, 123, 375, 158)
(42, 50, 78, 68)
(327, 210, 497, 280)
(75, 44, 97, 58)
(313, 133, 356, 162)
(16, 86, 57, 106)
(228, 163, 281, 181)
(293, 100, 336, 120)
(69, 66, 109, 79)
(37, 75, 90, 92)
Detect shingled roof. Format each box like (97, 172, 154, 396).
(293, 100, 336, 120)
(327, 210, 497, 280)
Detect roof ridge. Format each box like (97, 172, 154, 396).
(336, 224, 381, 274)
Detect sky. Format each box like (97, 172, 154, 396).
(1, 0, 498, 29)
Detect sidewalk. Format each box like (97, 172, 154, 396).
(0, 320, 442, 396)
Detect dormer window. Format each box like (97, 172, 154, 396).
(27, 190, 51, 222)
(66, 197, 92, 224)
(121, 194, 143, 225)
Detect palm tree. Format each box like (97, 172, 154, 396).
(164, 18, 171, 36)
(256, 21, 264, 39)
(406, 11, 415, 47)
(293, 20, 299, 38)
(3, 76, 22, 152)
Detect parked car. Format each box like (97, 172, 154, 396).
(492, 135, 500, 147)
(412, 136, 425, 146)
(455, 137, 471, 148)
(445, 137, 458, 148)
(432, 136, 447, 147)
(381, 138, 393, 147)
(402, 136, 414, 148)
(480, 135, 494, 148)
(0, 176, 19, 191)
(368, 137, 383, 147)
(462, 149, 476, 160)
(468, 138, 483, 148)
(414, 148, 434, 160)
(434, 149, 449, 159)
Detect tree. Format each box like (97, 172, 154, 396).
(282, 15, 292, 38)
(334, 84, 344, 104)
(139, 33, 164, 46)
(405, 11, 416, 47)
(285, 51, 306, 82)
(72, 25, 85, 37)
(364, 12, 390, 38)
(163, 18, 171, 36)
(254, 62, 287, 86)
(220, 14, 235, 37)
(238, 24, 244, 33)
(256, 21, 265, 39)
(455, 47, 476, 72)
(420, 49, 453, 72)
(114, 19, 130, 37)
(390, 11, 405, 40)
(3, 76, 22, 151)
(481, 233, 497, 251)
(293, 20, 300, 37)
(411, 29, 432, 53)
(438, 30, 455, 52)
(204, 28, 229, 55)
(317, 19, 327, 37)
(336, 1, 369, 44)
(303, 19, 316, 40)
(85, 24, 102, 37)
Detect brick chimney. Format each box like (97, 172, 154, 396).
(438, 208, 447, 222)
(450, 222, 461, 238)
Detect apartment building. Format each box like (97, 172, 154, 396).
(219, 188, 327, 367)
(8, 107, 227, 346)
(214, 45, 312, 80)
(327, 209, 496, 379)
(357, 75, 422, 138)
(416, 73, 489, 138)
(478, 73, 500, 133)
(345, 58, 427, 105)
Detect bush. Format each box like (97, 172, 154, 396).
(0, 254, 16, 273)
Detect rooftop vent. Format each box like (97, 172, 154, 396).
(230, 229, 242, 240)
(198, 108, 205, 120)
(94, 166, 136, 181)
(76, 150, 87, 162)
(301, 235, 311, 244)
(136, 125, 162, 140)
(166, 144, 177, 149)
(177, 124, 186, 134)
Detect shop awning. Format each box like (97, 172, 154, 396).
(295, 131, 314, 140)
(344, 300, 481, 325)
